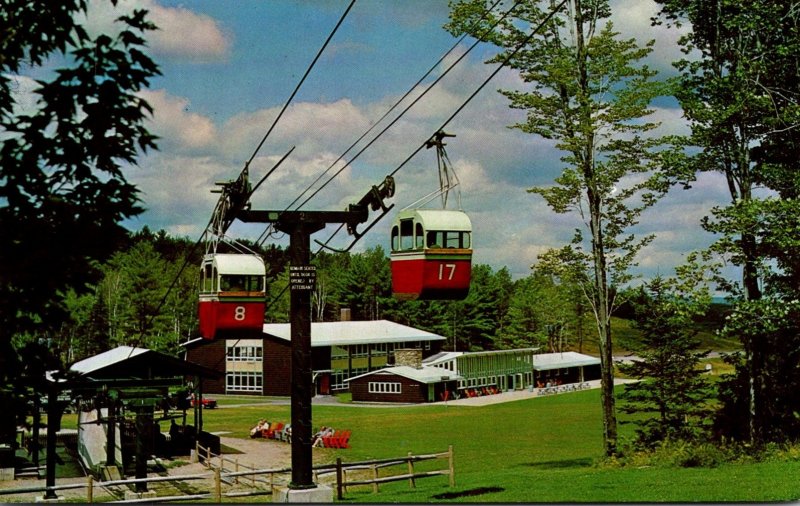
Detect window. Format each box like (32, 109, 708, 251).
(368, 381, 402, 394)
(226, 343, 263, 362)
(331, 370, 348, 391)
(427, 231, 443, 248)
(427, 231, 471, 249)
(400, 219, 414, 250)
(226, 371, 262, 392)
(331, 346, 348, 360)
(220, 274, 264, 292)
(415, 223, 424, 249)
(200, 264, 217, 292)
(391, 225, 400, 251)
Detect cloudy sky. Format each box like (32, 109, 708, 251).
(34, 0, 738, 284)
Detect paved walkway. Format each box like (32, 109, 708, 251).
(432, 378, 637, 407)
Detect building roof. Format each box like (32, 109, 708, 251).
(532, 352, 600, 371)
(70, 345, 221, 379)
(346, 365, 463, 385)
(70, 346, 149, 375)
(262, 320, 446, 347)
(422, 351, 463, 366)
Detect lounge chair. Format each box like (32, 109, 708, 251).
(263, 421, 284, 439)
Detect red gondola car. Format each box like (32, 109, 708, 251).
(198, 253, 266, 339)
(390, 209, 472, 300)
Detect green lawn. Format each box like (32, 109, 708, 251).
(195, 389, 800, 503)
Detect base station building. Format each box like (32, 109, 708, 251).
(347, 349, 602, 403)
(183, 319, 602, 402)
(183, 320, 446, 396)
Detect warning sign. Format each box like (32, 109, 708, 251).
(289, 265, 317, 291)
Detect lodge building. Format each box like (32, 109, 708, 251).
(183, 318, 602, 403)
(183, 319, 446, 396)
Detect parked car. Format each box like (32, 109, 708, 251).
(190, 395, 217, 409)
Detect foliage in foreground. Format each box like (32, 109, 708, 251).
(604, 439, 800, 470)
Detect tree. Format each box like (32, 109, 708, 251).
(503, 271, 582, 352)
(337, 246, 393, 321)
(654, 0, 800, 446)
(0, 1, 159, 440)
(447, 2, 677, 454)
(714, 299, 800, 443)
(618, 277, 713, 447)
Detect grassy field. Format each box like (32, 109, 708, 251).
(195, 389, 800, 503)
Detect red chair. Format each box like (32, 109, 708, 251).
(334, 430, 351, 449)
(321, 430, 337, 448)
(264, 422, 284, 439)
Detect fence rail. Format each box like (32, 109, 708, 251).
(335, 445, 454, 500)
(0, 443, 454, 502)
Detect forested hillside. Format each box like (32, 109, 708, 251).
(52, 227, 734, 365)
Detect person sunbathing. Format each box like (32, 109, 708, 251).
(312, 426, 334, 447)
(249, 419, 269, 438)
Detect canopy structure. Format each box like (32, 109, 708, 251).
(70, 345, 221, 380)
(531, 352, 601, 372)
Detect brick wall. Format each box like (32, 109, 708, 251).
(262, 337, 291, 396)
(186, 339, 226, 394)
(349, 372, 428, 403)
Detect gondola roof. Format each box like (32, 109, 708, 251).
(395, 209, 472, 231)
(203, 253, 265, 274)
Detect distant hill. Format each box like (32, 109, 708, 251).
(565, 302, 739, 355)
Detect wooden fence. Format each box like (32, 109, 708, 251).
(333, 445, 455, 500)
(0, 443, 454, 502)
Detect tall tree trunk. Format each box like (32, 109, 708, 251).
(574, 0, 616, 456)
(590, 196, 618, 456)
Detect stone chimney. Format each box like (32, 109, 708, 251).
(340, 308, 351, 321)
(394, 348, 423, 369)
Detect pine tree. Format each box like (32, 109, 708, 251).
(618, 277, 713, 447)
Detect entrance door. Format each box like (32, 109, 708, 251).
(318, 374, 330, 395)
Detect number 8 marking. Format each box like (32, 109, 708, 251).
(234, 306, 246, 321)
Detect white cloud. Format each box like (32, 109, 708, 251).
(610, 0, 690, 75)
(147, 3, 230, 62)
(140, 89, 217, 153)
(126, 153, 228, 237)
(82, 0, 230, 62)
(219, 99, 371, 162)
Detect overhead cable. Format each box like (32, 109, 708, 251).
(245, 0, 357, 167)
(133, 1, 357, 358)
(315, 0, 569, 251)
(291, 0, 523, 212)
(276, 0, 506, 218)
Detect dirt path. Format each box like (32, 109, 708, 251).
(217, 435, 292, 470)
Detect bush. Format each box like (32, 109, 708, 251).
(602, 440, 800, 470)
(601, 440, 727, 469)
(676, 443, 726, 468)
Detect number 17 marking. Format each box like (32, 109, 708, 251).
(438, 263, 456, 281)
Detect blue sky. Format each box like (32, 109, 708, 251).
(25, 0, 738, 286)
